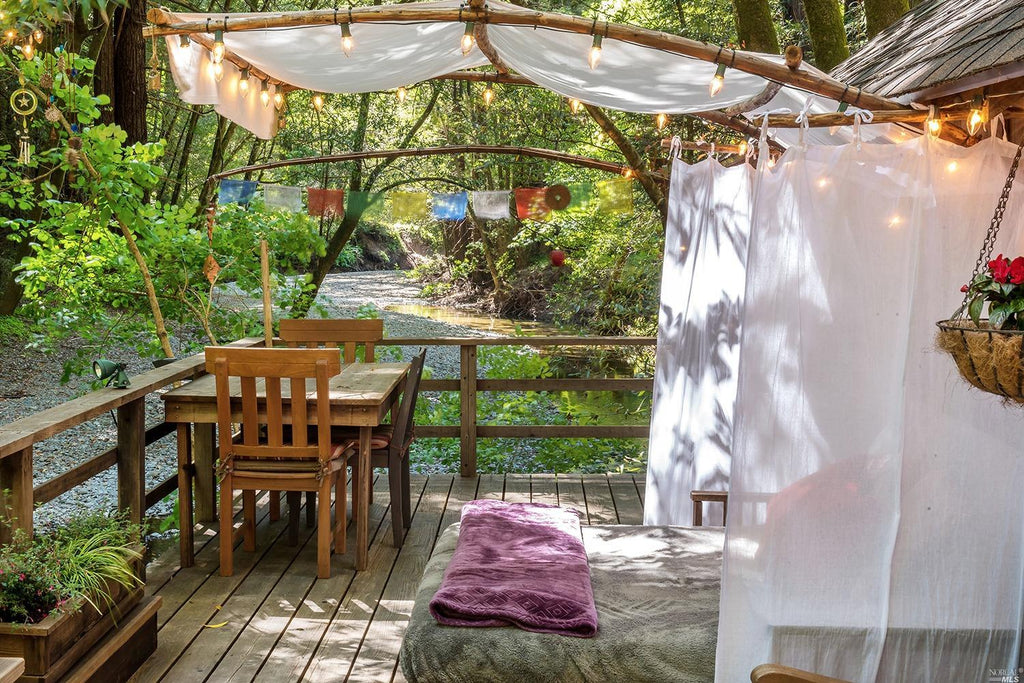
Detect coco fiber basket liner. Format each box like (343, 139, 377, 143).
(936, 320, 1024, 402)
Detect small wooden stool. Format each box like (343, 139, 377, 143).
(690, 490, 728, 527)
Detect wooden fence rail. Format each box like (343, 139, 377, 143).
(0, 335, 655, 538)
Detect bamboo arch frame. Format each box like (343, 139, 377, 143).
(143, 3, 903, 112)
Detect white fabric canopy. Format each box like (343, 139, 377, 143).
(162, 0, 833, 137)
(675, 135, 1024, 680)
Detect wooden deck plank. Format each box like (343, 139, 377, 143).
(555, 474, 588, 523)
(253, 475, 394, 682)
(581, 475, 618, 524)
(502, 474, 530, 503)
(608, 474, 645, 525)
(436, 475, 479, 536)
(530, 473, 558, 506)
(347, 476, 451, 683)
(476, 473, 503, 500)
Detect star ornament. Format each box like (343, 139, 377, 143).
(9, 88, 38, 116)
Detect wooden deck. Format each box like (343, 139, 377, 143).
(133, 473, 646, 683)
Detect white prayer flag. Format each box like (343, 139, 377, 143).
(471, 191, 511, 220)
(263, 184, 303, 212)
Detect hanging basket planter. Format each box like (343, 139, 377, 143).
(937, 139, 1024, 401)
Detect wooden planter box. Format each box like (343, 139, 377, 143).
(0, 577, 143, 683)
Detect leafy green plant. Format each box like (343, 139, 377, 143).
(963, 254, 1024, 330)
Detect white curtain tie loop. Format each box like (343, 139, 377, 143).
(795, 98, 816, 147)
(845, 107, 874, 149)
(669, 135, 683, 160)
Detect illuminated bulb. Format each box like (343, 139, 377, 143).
(588, 34, 603, 70)
(569, 98, 582, 115)
(20, 40, 33, 60)
(273, 90, 284, 110)
(238, 68, 250, 98)
(32, 29, 43, 43)
(179, 34, 191, 48)
(397, 86, 407, 103)
(340, 23, 353, 56)
(709, 63, 726, 98)
(0, 10, 6, 21)
(947, 161, 959, 173)
(622, 168, 634, 179)
(767, 156, 777, 169)
(655, 113, 668, 131)
(737, 140, 748, 155)
(967, 108, 985, 136)
(816, 177, 831, 189)
(888, 214, 903, 229)
(4, 29, 15, 41)
(312, 92, 325, 112)
(212, 61, 224, 82)
(212, 29, 225, 64)
(260, 80, 270, 108)
(926, 105, 941, 138)
(461, 22, 475, 55)
(482, 86, 494, 107)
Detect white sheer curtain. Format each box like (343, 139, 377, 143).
(716, 134, 1024, 682)
(645, 158, 750, 526)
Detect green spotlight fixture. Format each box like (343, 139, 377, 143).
(93, 359, 130, 389)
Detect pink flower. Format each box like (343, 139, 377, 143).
(18, 574, 25, 581)
(989, 254, 1011, 283)
(961, 284, 969, 293)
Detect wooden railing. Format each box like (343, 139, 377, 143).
(0, 335, 654, 539)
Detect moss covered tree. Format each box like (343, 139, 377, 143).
(731, 0, 780, 53)
(864, 0, 909, 39)
(804, 0, 849, 71)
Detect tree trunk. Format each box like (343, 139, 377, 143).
(731, 0, 781, 53)
(112, 0, 148, 144)
(167, 107, 201, 205)
(863, 0, 908, 39)
(197, 116, 238, 210)
(804, 0, 849, 71)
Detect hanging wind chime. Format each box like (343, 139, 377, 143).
(10, 76, 38, 164)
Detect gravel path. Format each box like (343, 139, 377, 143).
(0, 270, 488, 530)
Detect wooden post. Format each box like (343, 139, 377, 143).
(459, 344, 477, 477)
(117, 398, 147, 526)
(193, 423, 217, 523)
(176, 423, 194, 568)
(0, 447, 32, 543)
(261, 239, 273, 348)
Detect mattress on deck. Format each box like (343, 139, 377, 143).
(400, 523, 724, 683)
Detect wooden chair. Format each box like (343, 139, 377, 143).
(338, 348, 427, 548)
(206, 347, 349, 579)
(751, 664, 852, 683)
(279, 318, 384, 363)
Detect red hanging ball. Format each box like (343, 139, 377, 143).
(549, 249, 565, 267)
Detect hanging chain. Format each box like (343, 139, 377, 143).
(958, 139, 1024, 314)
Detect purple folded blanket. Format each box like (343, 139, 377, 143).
(428, 500, 598, 638)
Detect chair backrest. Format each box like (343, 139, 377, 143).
(278, 318, 384, 363)
(390, 348, 427, 453)
(205, 347, 341, 464)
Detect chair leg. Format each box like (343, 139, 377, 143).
(317, 478, 332, 579)
(401, 452, 412, 530)
(287, 491, 301, 546)
(269, 491, 281, 521)
(334, 471, 346, 555)
(219, 472, 234, 577)
(387, 456, 404, 548)
(351, 458, 360, 524)
(242, 489, 256, 552)
(306, 491, 315, 528)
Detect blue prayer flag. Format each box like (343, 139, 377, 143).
(218, 179, 258, 205)
(431, 192, 468, 221)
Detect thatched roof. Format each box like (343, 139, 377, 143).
(832, 0, 1024, 100)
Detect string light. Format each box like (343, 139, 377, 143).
(926, 104, 941, 138)
(4, 29, 16, 42)
(179, 34, 191, 48)
(655, 113, 668, 131)
(273, 89, 284, 111)
(569, 98, 582, 114)
(622, 168, 634, 179)
(212, 29, 225, 64)
(212, 61, 224, 82)
(947, 161, 959, 173)
(238, 68, 250, 98)
(588, 34, 603, 70)
(767, 156, 777, 169)
(709, 63, 726, 97)
(32, 29, 43, 43)
(397, 86, 407, 103)
(0, 10, 6, 21)
(20, 40, 33, 60)
(340, 23, 353, 56)
(312, 92, 325, 112)
(737, 140, 748, 156)
(260, 79, 270, 108)
(482, 86, 495, 107)
(967, 95, 986, 137)
(461, 22, 475, 55)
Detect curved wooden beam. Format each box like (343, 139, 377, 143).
(206, 144, 644, 182)
(144, 5, 902, 111)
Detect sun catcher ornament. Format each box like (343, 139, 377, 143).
(10, 78, 38, 164)
(545, 185, 571, 211)
(549, 249, 566, 267)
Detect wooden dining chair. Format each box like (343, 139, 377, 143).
(206, 347, 349, 579)
(338, 348, 427, 548)
(278, 318, 384, 363)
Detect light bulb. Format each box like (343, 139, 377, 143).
(0, 11, 6, 21)
(32, 29, 43, 43)
(947, 161, 959, 173)
(622, 168, 634, 179)
(260, 80, 270, 108)
(588, 34, 603, 70)
(313, 93, 325, 112)
(20, 40, 33, 60)
(212, 29, 225, 64)
(238, 68, 250, 97)
(569, 98, 582, 114)
(709, 63, 726, 97)
(212, 61, 224, 82)
(967, 108, 985, 136)
(737, 140, 748, 155)
(273, 90, 284, 111)
(655, 113, 668, 131)
(397, 86, 407, 103)
(340, 23, 353, 56)
(461, 22, 475, 55)
(482, 87, 494, 107)
(767, 156, 777, 169)
(4, 29, 16, 41)
(179, 34, 191, 48)
(926, 105, 941, 138)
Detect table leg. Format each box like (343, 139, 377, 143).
(176, 424, 194, 568)
(357, 426, 371, 571)
(193, 423, 216, 523)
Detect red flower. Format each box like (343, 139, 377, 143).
(961, 284, 970, 293)
(1009, 257, 1024, 284)
(989, 254, 1011, 283)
